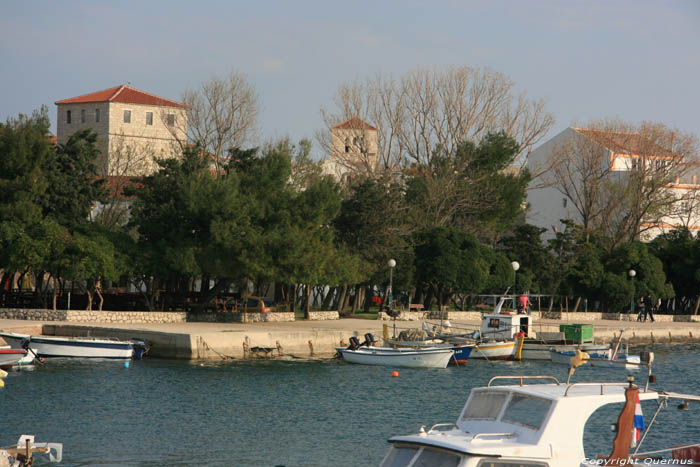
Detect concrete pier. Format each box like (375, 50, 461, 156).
(1, 316, 699, 360)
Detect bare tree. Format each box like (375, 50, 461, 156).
(543, 120, 699, 247)
(318, 66, 554, 176)
(175, 71, 259, 172)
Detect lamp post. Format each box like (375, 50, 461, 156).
(388, 259, 396, 310)
(511, 261, 520, 295)
(628, 269, 636, 315)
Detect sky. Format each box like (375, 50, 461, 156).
(2, 0, 699, 158)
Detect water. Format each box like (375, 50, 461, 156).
(1, 344, 699, 466)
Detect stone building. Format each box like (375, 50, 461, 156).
(322, 116, 379, 181)
(55, 85, 187, 177)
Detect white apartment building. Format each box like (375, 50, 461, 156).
(55, 85, 187, 177)
(526, 127, 700, 239)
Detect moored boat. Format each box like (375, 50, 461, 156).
(0, 332, 144, 359)
(387, 339, 473, 365)
(336, 346, 454, 368)
(0, 348, 29, 369)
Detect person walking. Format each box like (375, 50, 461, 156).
(636, 296, 645, 322)
(643, 294, 655, 322)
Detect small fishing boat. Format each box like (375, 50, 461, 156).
(551, 329, 641, 370)
(550, 348, 642, 369)
(337, 333, 453, 368)
(1, 434, 62, 466)
(0, 332, 146, 360)
(469, 339, 516, 360)
(379, 369, 700, 466)
(0, 348, 29, 369)
(336, 346, 454, 368)
(387, 339, 473, 365)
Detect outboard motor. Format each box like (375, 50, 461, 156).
(347, 336, 360, 350)
(362, 333, 376, 347)
(20, 338, 30, 350)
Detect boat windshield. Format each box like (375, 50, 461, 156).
(501, 394, 552, 430)
(462, 391, 508, 420)
(381, 444, 462, 467)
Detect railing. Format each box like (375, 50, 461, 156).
(472, 432, 517, 440)
(563, 382, 631, 396)
(488, 375, 561, 387)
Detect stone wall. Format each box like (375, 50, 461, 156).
(307, 311, 339, 321)
(378, 311, 427, 321)
(0, 308, 186, 324)
(186, 311, 295, 323)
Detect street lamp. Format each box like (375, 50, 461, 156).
(388, 259, 396, 310)
(628, 269, 636, 315)
(511, 261, 520, 295)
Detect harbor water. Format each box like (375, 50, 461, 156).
(2, 343, 699, 466)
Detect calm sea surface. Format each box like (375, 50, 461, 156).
(2, 343, 699, 466)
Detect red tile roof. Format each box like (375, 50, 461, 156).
(55, 85, 186, 108)
(574, 128, 675, 157)
(332, 116, 377, 131)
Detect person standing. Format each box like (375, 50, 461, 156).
(643, 294, 655, 322)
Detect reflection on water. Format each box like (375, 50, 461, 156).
(0, 344, 698, 466)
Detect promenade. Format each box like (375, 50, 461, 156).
(1, 315, 699, 360)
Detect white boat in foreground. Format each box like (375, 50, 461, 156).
(0, 332, 144, 359)
(380, 372, 700, 466)
(337, 346, 454, 368)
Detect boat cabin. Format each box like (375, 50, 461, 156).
(479, 310, 532, 341)
(380, 375, 681, 467)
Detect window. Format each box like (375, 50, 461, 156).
(501, 394, 552, 430)
(95, 109, 100, 122)
(146, 112, 153, 126)
(462, 391, 507, 420)
(123, 110, 131, 123)
(563, 198, 568, 208)
(344, 137, 350, 153)
(166, 113, 175, 126)
(81, 109, 86, 123)
(66, 110, 72, 124)
(412, 449, 461, 467)
(380, 447, 419, 467)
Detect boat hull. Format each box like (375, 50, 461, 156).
(550, 350, 641, 369)
(470, 341, 515, 360)
(522, 343, 610, 360)
(0, 349, 28, 368)
(0, 332, 134, 359)
(337, 347, 454, 368)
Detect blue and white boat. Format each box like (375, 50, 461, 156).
(0, 332, 147, 360)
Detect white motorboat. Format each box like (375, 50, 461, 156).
(0, 332, 140, 359)
(379, 372, 700, 466)
(337, 346, 454, 368)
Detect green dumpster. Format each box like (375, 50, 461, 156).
(559, 324, 594, 344)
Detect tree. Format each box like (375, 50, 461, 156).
(45, 129, 107, 229)
(319, 66, 554, 174)
(413, 227, 506, 308)
(650, 228, 700, 313)
(178, 71, 260, 172)
(498, 224, 559, 294)
(404, 132, 530, 240)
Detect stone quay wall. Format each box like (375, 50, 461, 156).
(0, 308, 339, 324)
(0, 308, 186, 323)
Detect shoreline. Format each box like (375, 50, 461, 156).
(2, 315, 700, 360)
